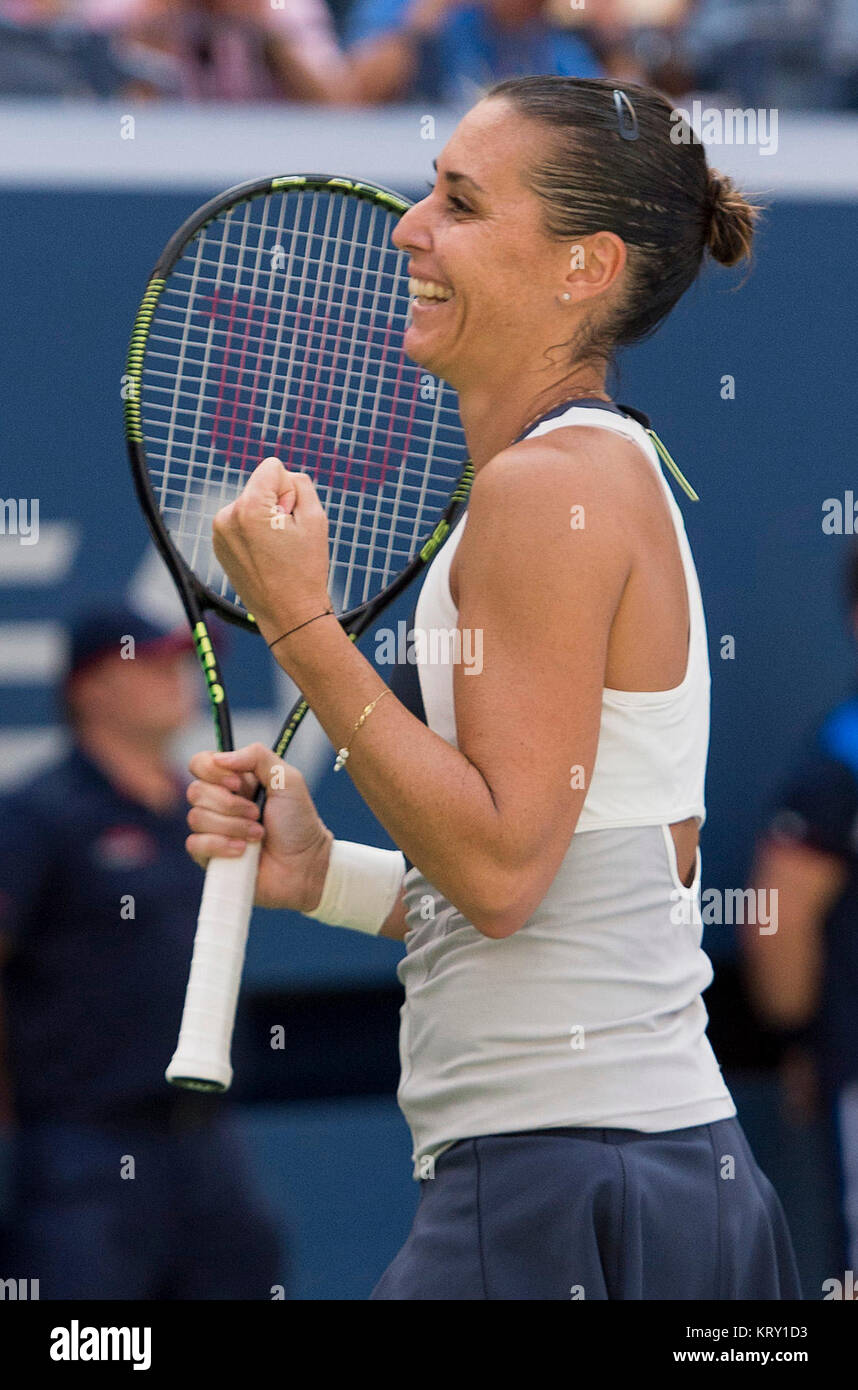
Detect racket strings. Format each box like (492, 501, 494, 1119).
(142, 188, 464, 612)
(161, 231, 408, 279)
(139, 378, 461, 453)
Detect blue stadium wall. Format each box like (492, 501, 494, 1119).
(1, 107, 856, 1297)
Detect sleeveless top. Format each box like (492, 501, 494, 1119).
(392, 400, 736, 1168)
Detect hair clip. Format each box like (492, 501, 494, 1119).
(613, 89, 639, 142)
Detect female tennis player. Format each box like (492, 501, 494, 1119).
(185, 76, 801, 1300)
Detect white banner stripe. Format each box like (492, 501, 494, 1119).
(0, 727, 67, 788)
(0, 622, 66, 682)
(0, 524, 79, 585)
(0, 103, 855, 198)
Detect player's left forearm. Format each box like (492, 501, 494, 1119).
(269, 619, 532, 937)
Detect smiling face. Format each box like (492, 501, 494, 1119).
(392, 98, 623, 397)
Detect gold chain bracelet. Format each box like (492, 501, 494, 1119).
(334, 688, 391, 772)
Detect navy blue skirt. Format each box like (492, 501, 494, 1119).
(371, 1117, 801, 1300)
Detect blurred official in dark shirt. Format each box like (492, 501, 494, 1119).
(746, 548, 858, 1285)
(0, 604, 281, 1299)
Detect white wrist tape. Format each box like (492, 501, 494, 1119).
(305, 840, 406, 935)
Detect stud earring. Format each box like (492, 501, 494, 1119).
(560, 292, 571, 302)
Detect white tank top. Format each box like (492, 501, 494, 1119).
(395, 401, 735, 1168)
(413, 402, 711, 831)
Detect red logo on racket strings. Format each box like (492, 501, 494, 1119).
(201, 290, 421, 492)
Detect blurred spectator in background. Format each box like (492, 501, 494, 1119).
(0, 0, 158, 94)
(344, 0, 605, 106)
(0, 0, 350, 100)
(119, 0, 350, 102)
(744, 546, 858, 1285)
(3, 0, 858, 109)
(0, 605, 282, 1298)
(825, 0, 858, 110)
(683, 0, 836, 110)
(567, 0, 694, 98)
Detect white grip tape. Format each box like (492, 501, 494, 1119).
(166, 840, 262, 1091)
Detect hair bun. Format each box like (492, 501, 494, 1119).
(706, 167, 759, 267)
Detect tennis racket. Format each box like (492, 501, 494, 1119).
(124, 173, 472, 1092)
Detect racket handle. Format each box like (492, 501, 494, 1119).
(166, 842, 262, 1092)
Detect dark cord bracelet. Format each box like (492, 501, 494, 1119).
(268, 609, 334, 650)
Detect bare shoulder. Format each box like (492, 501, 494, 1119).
(456, 428, 646, 617)
(461, 427, 653, 565)
(469, 426, 659, 523)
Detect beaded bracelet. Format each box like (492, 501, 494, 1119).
(334, 688, 391, 772)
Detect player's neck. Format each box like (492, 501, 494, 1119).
(75, 725, 180, 815)
(457, 368, 611, 469)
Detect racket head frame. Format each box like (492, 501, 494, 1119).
(125, 174, 411, 624)
(123, 172, 430, 754)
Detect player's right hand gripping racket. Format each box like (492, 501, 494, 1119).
(124, 174, 472, 1092)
